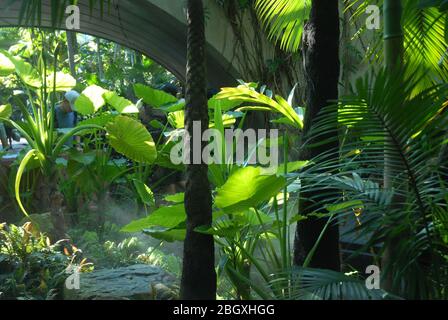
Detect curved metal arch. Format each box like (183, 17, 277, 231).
(0, 0, 238, 88)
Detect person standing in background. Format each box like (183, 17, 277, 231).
(55, 90, 80, 146)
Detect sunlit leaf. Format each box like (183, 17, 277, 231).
(0, 51, 15, 76)
(133, 179, 155, 207)
(121, 204, 186, 232)
(165, 193, 184, 203)
(134, 84, 178, 108)
(104, 91, 139, 114)
(46, 72, 76, 92)
(75, 85, 107, 115)
(215, 166, 286, 214)
(106, 115, 157, 164)
(0, 104, 12, 118)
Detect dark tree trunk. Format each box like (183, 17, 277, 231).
(293, 0, 341, 271)
(66, 31, 77, 77)
(382, 0, 404, 293)
(96, 38, 105, 81)
(36, 171, 66, 240)
(180, 0, 217, 300)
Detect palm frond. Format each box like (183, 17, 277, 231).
(345, 0, 448, 92)
(254, 0, 311, 52)
(403, 3, 448, 90)
(268, 267, 398, 300)
(295, 64, 448, 298)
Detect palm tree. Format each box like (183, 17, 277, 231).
(180, 0, 217, 300)
(256, 0, 341, 270)
(295, 0, 341, 271)
(255, 0, 448, 274)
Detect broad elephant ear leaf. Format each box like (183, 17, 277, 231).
(0, 104, 12, 118)
(133, 179, 155, 207)
(46, 72, 76, 92)
(0, 51, 15, 76)
(106, 115, 157, 164)
(104, 91, 139, 114)
(75, 85, 107, 115)
(0, 50, 41, 88)
(121, 204, 186, 232)
(134, 83, 178, 108)
(215, 166, 286, 214)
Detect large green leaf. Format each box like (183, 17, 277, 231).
(167, 110, 185, 129)
(133, 179, 155, 207)
(143, 227, 186, 242)
(121, 204, 186, 232)
(15, 149, 39, 217)
(216, 84, 303, 129)
(0, 104, 12, 118)
(106, 115, 157, 164)
(74, 94, 95, 115)
(1, 51, 75, 91)
(75, 85, 107, 115)
(46, 72, 76, 92)
(0, 51, 14, 76)
(165, 193, 185, 203)
(134, 83, 178, 108)
(78, 113, 117, 128)
(215, 166, 286, 214)
(275, 160, 310, 175)
(208, 94, 243, 112)
(0, 50, 41, 88)
(68, 150, 97, 166)
(104, 91, 139, 114)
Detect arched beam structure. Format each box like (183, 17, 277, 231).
(0, 0, 240, 88)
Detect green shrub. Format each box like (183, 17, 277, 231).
(0, 222, 90, 300)
(137, 247, 182, 277)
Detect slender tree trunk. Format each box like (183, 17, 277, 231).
(382, 0, 404, 292)
(0, 123, 9, 149)
(36, 170, 66, 240)
(96, 38, 105, 81)
(180, 0, 216, 300)
(293, 0, 341, 271)
(384, 1, 404, 71)
(439, 134, 448, 181)
(66, 31, 77, 77)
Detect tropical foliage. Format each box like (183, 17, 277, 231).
(0, 0, 447, 302)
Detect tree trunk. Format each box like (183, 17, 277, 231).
(382, 0, 404, 292)
(293, 0, 341, 271)
(66, 31, 77, 77)
(0, 123, 9, 149)
(36, 171, 66, 240)
(96, 38, 105, 81)
(180, 0, 217, 300)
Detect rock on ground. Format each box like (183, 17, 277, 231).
(64, 264, 177, 300)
